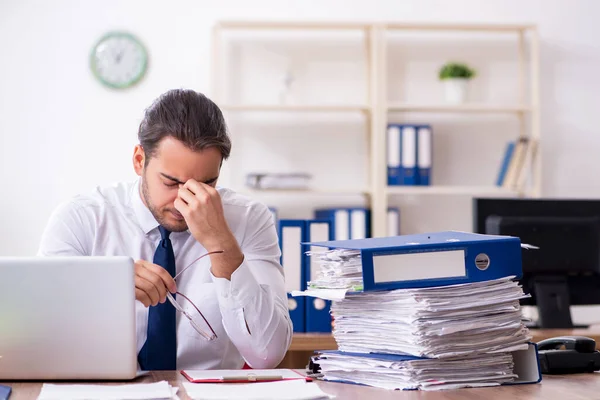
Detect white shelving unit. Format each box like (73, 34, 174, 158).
(211, 21, 540, 237)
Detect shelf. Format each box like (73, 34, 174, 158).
(215, 21, 535, 33)
(215, 21, 369, 30)
(385, 22, 535, 32)
(386, 185, 519, 196)
(387, 103, 532, 114)
(221, 104, 370, 113)
(241, 187, 371, 196)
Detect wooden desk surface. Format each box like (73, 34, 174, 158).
(289, 326, 600, 351)
(4, 370, 600, 400)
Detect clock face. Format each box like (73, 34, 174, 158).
(90, 32, 148, 89)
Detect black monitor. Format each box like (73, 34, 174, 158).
(473, 198, 600, 329)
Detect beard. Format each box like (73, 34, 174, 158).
(141, 173, 188, 232)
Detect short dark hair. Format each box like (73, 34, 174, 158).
(137, 89, 231, 165)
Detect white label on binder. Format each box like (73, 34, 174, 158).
(309, 222, 330, 281)
(351, 210, 366, 240)
(334, 210, 349, 240)
(387, 209, 399, 236)
(402, 126, 417, 168)
(282, 226, 302, 292)
(372, 250, 466, 283)
(387, 126, 401, 167)
(418, 126, 432, 167)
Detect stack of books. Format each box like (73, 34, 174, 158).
(293, 231, 542, 391)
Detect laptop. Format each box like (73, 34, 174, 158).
(0, 256, 137, 380)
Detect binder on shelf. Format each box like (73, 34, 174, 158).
(387, 207, 400, 236)
(304, 230, 523, 292)
(387, 124, 402, 186)
(303, 219, 334, 333)
(400, 125, 418, 185)
(416, 125, 432, 186)
(314, 208, 371, 239)
(278, 219, 307, 332)
(496, 141, 515, 186)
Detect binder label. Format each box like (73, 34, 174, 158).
(372, 249, 466, 283)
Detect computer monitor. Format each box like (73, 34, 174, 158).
(473, 198, 600, 329)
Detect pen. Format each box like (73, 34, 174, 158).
(221, 375, 283, 382)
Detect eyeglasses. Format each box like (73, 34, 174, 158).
(166, 250, 223, 341)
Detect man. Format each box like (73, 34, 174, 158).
(38, 89, 293, 370)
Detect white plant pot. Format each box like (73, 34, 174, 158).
(443, 78, 469, 104)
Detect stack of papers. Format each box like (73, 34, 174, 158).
(37, 381, 178, 400)
(331, 276, 531, 358)
(313, 351, 516, 391)
(306, 249, 363, 291)
(296, 248, 534, 390)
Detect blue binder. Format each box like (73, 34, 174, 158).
(387, 124, 402, 186)
(416, 125, 432, 186)
(278, 219, 307, 332)
(303, 219, 334, 333)
(400, 125, 418, 185)
(303, 231, 523, 292)
(314, 208, 371, 240)
(387, 207, 400, 236)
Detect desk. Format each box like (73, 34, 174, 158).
(4, 370, 600, 400)
(278, 327, 600, 368)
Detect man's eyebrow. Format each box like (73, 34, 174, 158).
(203, 176, 219, 184)
(160, 173, 219, 185)
(160, 173, 185, 185)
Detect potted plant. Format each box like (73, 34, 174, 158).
(439, 62, 476, 104)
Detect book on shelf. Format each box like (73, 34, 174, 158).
(499, 137, 530, 189)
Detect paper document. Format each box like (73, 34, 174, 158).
(181, 368, 307, 383)
(182, 380, 333, 400)
(36, 381, 178, 400)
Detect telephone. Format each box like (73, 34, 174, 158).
(537, 336, 600, 374)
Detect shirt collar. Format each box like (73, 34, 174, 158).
(131, 178, 160, 235)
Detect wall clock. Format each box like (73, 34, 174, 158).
(90, 31, 148, 89)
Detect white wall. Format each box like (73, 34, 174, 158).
(2, 0, 600, 261)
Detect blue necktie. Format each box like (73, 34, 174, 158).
(138, 226, 177, 370)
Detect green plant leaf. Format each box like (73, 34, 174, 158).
(439, 62, 476, 80)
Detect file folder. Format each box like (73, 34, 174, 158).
(387, 124, 402, 186)
(314, 208, 371, 239)
(417, 125, 432, 186)
(303, 230, 523, 292)
(278, 219, 307, 332)
(400, 125, 418, 185)
(387, 207, 400, 236)
(304, 219, 333, 333)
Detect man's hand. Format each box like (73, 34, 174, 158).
(174, 179, 244, 280)
(173, 180, 230, 251)
(135, 260, 177, 307)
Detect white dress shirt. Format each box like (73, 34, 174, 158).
(37, 179, 292, 370)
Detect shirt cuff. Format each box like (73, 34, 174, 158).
(211, 259, 259, 309)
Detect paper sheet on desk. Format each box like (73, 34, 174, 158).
(36, 381, 178, 400)
(182, 380, 334, 400)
